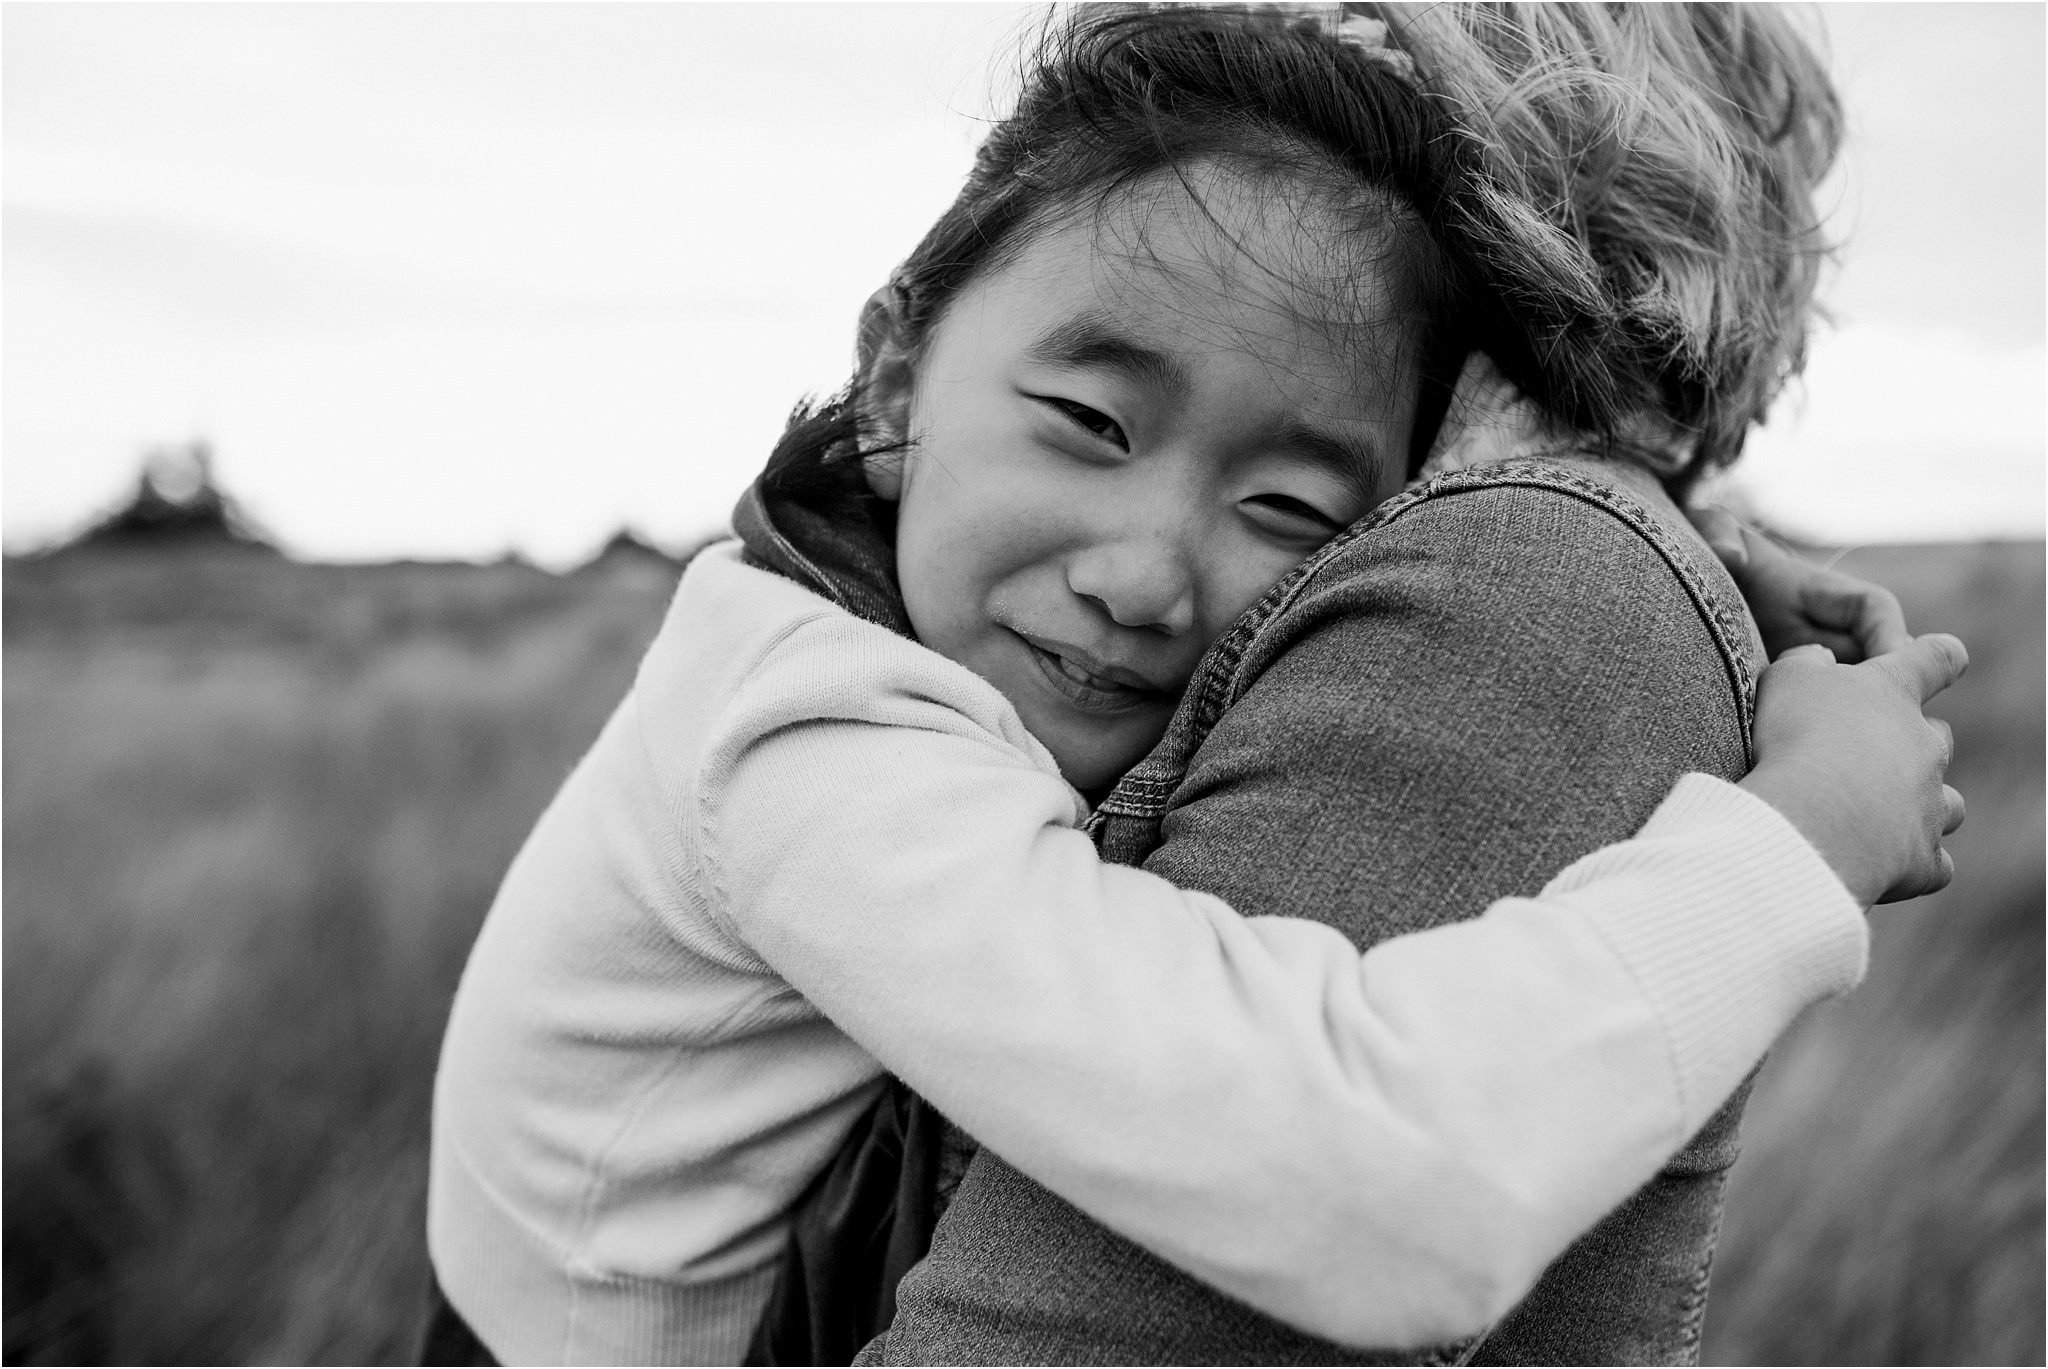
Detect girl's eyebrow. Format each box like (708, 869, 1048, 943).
(1263, 419, 1385, 501)
(1026, 314, 1191, 401)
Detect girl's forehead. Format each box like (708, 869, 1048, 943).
(933, 167, 1425, 432)
(996, 167, 1419, 384)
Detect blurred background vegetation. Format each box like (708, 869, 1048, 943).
(3, 463, 2041, 1365)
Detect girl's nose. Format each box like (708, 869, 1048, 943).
(1066, 536, 1199, 637)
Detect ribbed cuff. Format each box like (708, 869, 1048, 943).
(1545, 773, 1867, 1134)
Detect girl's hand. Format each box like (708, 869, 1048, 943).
(1690, 505, 1908, 662)
(1740, 634, 1968, 907)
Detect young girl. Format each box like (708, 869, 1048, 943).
(426, 6, 1963, 1364)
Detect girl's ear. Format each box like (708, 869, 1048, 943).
(856, 284, 915, 501)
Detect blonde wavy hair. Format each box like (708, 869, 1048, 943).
(1381, 3, 1841, 488)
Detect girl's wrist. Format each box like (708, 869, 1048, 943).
(1738, 759, 1883, 908)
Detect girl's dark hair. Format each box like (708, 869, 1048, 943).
(871, 5, 1484, 473)
(761, 2, 1839, 512)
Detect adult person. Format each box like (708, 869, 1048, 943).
(847, 4, 1921, 1364)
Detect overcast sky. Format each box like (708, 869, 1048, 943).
(5, 2, 2042, 562)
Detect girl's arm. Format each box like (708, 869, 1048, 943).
(702, 608, 1960, 1350)
(1692, 505, 1966, 899)
(1743, 635, 1964, 904)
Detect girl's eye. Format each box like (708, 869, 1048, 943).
(1242, 493, 1345, 539)
(1041, 397, 1129, 450)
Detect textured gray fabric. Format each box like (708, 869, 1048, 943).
(870, 459, 1766, 1367)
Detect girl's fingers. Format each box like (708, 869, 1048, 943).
(1874, 633, 1970, 703)
(1929, 717, 1955, 768)
(1885, 842, 1958, 904)
(1804, 627, 1863, 663)
(1798, 574, 1910, 658)
(1775, 642, 1836, 666)
(1941, 784, 1966, 836)
(1844, 583, 1909, 658)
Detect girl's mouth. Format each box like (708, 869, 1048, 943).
(1011, 630, 1172, 715)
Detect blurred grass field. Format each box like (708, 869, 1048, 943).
(4, 539, 2041, 1365)
(1702, 542, 2046, 1366)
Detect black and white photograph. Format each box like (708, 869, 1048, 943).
(5, 4, 2042, 1366)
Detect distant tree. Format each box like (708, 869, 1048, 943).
(577, 527, 683, 576)
(59, 442, 277, 553)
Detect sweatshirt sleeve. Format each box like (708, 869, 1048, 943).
(698, 621, 1865, 1349)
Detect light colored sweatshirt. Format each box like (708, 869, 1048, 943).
(427, 540, 1867, 1365)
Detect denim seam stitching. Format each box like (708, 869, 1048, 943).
(1089, 473, 1426, 820)
(1228, 464, 1758, 739)
(1096, 460, 1760, 825)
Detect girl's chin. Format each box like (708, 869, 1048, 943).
(984, 655, 1168, 790)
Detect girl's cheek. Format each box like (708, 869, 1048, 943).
(1182, 526, 1307, 642)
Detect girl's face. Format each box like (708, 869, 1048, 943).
(879, 166, 1424, 790)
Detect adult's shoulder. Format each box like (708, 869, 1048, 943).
(1230, 459, 1763, 726)
(1138, 459, 1765, 933)
(874, 463, 1782, 1366)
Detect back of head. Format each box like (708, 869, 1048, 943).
(1381, 2, 1842, 490)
